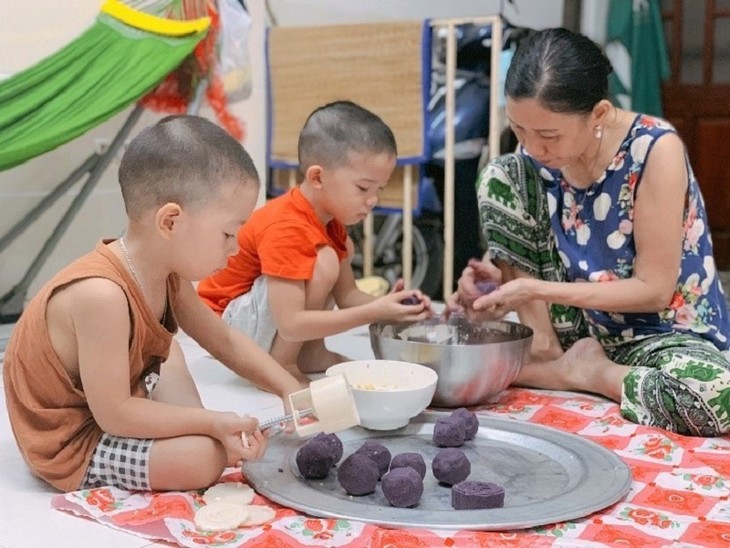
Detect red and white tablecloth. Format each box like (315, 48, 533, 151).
(52, 388, 730, 547)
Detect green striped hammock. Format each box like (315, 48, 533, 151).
(0, 0, 210, 171)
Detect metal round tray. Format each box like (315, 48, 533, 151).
(243, 411, 631, 531)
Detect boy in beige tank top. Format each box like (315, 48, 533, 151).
(3, 116, 305, 492)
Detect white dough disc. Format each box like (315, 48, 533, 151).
(242, 505, 276, 526)
(203, 482, 256, 506)
(194, 501, 247, 532)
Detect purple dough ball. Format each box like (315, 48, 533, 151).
(390, 452, 427, 480)
(432, 416, 466, 447)
(432, 448, 471, 486)
(337, 454, 380, 496)
(401, 295, 422, 306)
(451, 408, 479, 440)
(452, 480, 505, 509)
(475, 280, 498, 295)
(354, 440, 392, 478)
(311, 432, 344, 464)
(381, 467, 424, 508)
(296, 441, 335, 479)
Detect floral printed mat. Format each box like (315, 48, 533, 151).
(52, 388, 730, 547)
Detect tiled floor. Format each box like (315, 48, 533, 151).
(0, 325, 375, 548)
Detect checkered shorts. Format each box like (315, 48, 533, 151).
(79, 433, 154, 491)
(79, 372, 159, 491)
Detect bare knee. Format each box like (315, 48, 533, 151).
(495, 259, 533, 282)
(307, 246, 340, 302)
(149, 435, 226, 491)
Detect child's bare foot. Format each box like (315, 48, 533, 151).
(299, 340, 348, 373)
(514, 338, 627, 402)
(299, 350, 348, 374)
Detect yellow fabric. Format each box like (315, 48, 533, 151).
(355, 276, 390, 297)
(100, 0, 210, 36)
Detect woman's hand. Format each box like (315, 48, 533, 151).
(473, 277, 534, 316)
(447, 258, 503, 320)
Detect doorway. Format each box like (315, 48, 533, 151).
(661, 0, 730, 268)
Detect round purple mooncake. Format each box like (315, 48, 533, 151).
(381, 467, 424, 508)
(311, 432, 344, 464)
(354, 440, 392, 478)
(451, 408, 479, 440)
(337, 453, 380, 496)
(295, 441, 334, 479)
(401, 295, 422, 306)
(452, 480, 505, 509)
(432, 448, 471, 485)
(390, 452, 427, 480)
(432, 416, 466, 447)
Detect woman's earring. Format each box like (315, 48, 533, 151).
(594, 125, 603, 139)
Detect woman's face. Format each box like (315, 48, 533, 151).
(505, 97, 598, 169)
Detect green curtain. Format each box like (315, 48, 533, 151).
(0, 14, 206, 171)
(606, 0, 670, 116)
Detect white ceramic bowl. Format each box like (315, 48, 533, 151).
(325, 359, 438, 430)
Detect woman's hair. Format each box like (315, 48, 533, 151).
(504, 27, 613, 114)
(298, 100, 397, 172)
(119, 115, 259, 219)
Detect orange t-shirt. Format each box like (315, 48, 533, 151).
(198, 187, 349, 314)
(3, 241, 179, 491)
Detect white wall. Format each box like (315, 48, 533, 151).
(580, 0, 610, 45)
(0, 0, 562, 307)
(0, 0, 267, 306)
(264, 0, 563, 28)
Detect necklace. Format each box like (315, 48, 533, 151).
(119, 237, 169, 325)
(119, 237, 145, 297)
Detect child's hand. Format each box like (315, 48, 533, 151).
(212, 412, 266, 466)
(237, 429, 268, 466)
(373, 289, 433, 323)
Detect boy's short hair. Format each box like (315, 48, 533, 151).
(119, 115, 259, 219)
(298, 101, 397, 172)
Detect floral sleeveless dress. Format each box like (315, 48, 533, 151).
(476, 114, 730, 436)
(539, 114, 728, 350)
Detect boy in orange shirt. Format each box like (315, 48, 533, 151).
(4, 116, 304, 492)
(198, 101, 431, 382)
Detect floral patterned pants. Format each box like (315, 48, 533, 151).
(476, 154, 730, 436)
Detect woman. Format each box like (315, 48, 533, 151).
(450, 27, 730, 436)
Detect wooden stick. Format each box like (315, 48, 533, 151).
(402, 164, 414, 288)
(442, 22, 457, 301)
(432, 14, 502, 300)
(288, 168, 296, 189)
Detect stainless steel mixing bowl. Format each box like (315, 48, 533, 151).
(369, 317, 533, 407)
